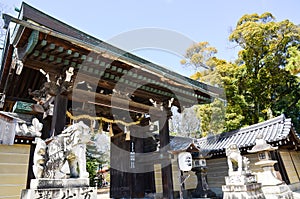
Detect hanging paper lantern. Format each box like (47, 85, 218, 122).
(178, 152, 192, 172)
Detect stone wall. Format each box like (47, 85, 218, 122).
(0, 144, 30, 199)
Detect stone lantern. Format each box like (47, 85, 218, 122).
(191, 151, 216, 198)
(248, 133, 293, 198)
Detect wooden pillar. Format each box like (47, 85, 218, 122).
(131, 137, 145, 198)
(159, 108, 174, 199)
(273, 150, 290, 184)
(51, 94, 68, 136)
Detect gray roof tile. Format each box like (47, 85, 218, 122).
(196, 114, 299, 152)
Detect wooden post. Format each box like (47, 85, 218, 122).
(273, 150, 290, 184)
(159, 107, 174, 199)
(50, 94, 68, 136)
(130, 138, 145, 198)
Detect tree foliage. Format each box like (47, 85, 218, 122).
(86, 156, 99, 186)
(170, 106, 200, 137)
(183, 12, 300, 136)
(181, 41, 217, 71)
(229, 12, 300, 130)
(286, 46, 300, 76)
(181, 42, 245, 136)
(195, 98, 225, 137)
(193, 57, 246, 135)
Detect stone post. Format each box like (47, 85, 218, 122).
(191, 154, 216, 198)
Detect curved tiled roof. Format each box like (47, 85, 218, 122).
(169, 136, 197, 152)
(196, 114, 299, 153)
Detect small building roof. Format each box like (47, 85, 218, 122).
(169, 136, 197, 153)
(197, 114, 300, 156)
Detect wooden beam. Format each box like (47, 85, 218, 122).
(24, 44, 211, 106)
(17, 30, 39, 61)
(69, 89, 162, 116)
(24, 59, 61, 75)
(24, 58, 207, 109)
(73, 72, 170, 104)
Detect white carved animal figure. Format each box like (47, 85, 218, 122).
(32, 138, 46, 178)
(33, 121, 91, 179)
(226, 143, 249, 175)
(62, 121, 91, 178)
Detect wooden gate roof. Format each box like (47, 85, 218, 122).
(1, 2, 224, 115)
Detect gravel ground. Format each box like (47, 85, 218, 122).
(97, 187, 110, 199)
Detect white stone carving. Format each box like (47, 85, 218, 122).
(16, 118, 43, 137)
(33, 138, 46, 178)
(61, 121, 90, 178)
(32, 121, 91, 179)
(226, 143, 250, 175)
(65, 67, 74, 82)
(28, 118, 43, 137)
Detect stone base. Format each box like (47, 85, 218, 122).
(21, 187, 97, 199)
(225, 174, 256, 185)
(30, 178, 90, 189)
(262, 184, 294, 199)
(222, 183, 265, 199)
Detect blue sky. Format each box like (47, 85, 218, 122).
(1, 0, 300, 77)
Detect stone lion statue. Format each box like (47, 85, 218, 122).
(33, 121, 91, 179)
(226, 143, 249, 175)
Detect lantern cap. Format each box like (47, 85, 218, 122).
(248, 132, 278, 153)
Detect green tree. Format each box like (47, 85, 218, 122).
(181, 41, 217, 72)
(286, 46, 300, 76)
(229, 12, 300, 130)
(183, 13, 300, 136)
(194, 57, 247, 135)
(195, 99, 225, 137)
(181, 42, 245, 136)
(86, 156, 99, 186)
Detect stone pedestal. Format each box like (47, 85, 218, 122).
(255, 162, 293, 199)
(261, 184, 293, 199)
(222, 183, 265, 199)
(29, 178, 90, 189)
(222, 173, 265, 199)
(21, 178, 97, 199)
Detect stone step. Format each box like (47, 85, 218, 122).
(293, 191, 300, 199)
